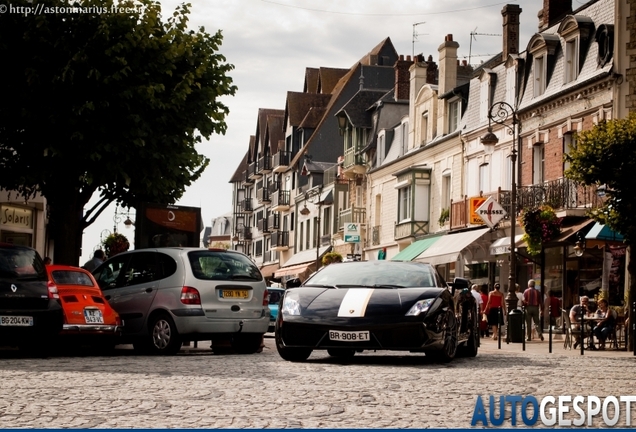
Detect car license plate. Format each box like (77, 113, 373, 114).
(221, 290, 249, 299)
(329, 330, 370, 342)
(0, 316, 33, 326)
(84, 309, 104, 324)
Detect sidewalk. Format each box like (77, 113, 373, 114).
(478, 333, 635, 358)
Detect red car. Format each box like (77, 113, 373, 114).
(45, 265, 122, 345)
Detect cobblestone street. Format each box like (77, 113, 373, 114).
(0, 336, 634, 428)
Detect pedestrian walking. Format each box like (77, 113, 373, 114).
(523, 279, 543, 341)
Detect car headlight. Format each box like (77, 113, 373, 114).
(406, 298, 436, 316)
(281, 294, 301, 316)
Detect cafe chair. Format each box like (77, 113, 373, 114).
(563, 310, 590, 350)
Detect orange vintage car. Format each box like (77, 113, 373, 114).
(45, 265, 122, 344)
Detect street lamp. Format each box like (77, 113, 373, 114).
(481, 101, 521, 312)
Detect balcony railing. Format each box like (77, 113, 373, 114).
(256, 187, 271, 204)
(263, 250, 272, 263)
(257, 217, 270, 233)
(268, 213, 280, 230)
(257, 155, 272, 174)
(372, 225, 380, 246)
(272, 150, 291, 173)
(394, 220, 429, 240)
(449, 178, 604, 231)
(248, 161, 261, 180)
(237, 224, 252, 241)
(271, 231, 289, 250)
(320, 234, 331, 247)
(271, 190, 290, 211)
(238, 198, 253, 213)
(268, 180, 280, 194)
(241, 169, 254, 186)
(338, 206, 366, 230)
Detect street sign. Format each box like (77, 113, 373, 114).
(476, 196, 507, 229)
(344, 223, 360, 243)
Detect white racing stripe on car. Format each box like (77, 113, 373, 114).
(337, 288, 374, 317)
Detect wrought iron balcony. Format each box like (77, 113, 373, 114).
(238, 198, 253, 214)
(372, 225, 380, 246)
(256, 187, 271, 204)
(268, 213, 280, 230)
(271, 190, 290, 211)
(272, 150, 291, 173)
(270, 230, 289, 251)
(248, 161, 261, 180)
(257, 217, 270, 233)
(237, 224, 252, 241)
(257, 155, 272, 175)
(241, 169, 253, 186)
(268, 180, 280, 194)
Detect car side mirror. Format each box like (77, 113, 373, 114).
(448, 277, 471, 296)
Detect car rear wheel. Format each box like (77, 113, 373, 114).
(231, 333, 264, 354)
(148, 313, 182, 355)
(327, 348, 356, 358)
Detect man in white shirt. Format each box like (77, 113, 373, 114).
(471, 284, 483, 309)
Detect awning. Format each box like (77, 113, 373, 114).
(585, 222, 624, 242)
(317, 190, 333, 205)
(274, 263, 314, 278)
(415, 227, 489, 266)
(259, 263, 280, 278)
(392, 236, 443, 261)
(489, 234, 525, 256)
(550, 218, 595, 243)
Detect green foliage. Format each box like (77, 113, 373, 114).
(519, 205, 561, 256)
(322, 252, 343, 266)
(0, 0, 237, 263)
(564, 112, 636, 244)
(102, 232, 130, 257)
(438, 208, 450, 227)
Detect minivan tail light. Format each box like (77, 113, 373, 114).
(180, 286, 201, 305)
(263, 289, 269, 306)
(47, 281, 60, 300)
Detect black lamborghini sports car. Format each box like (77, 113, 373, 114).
(275, 260, 479, 362)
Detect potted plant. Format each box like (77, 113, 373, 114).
(519, 205, 562, 256)
(438, 208, 450, 227)
(322, 251, 343, 266)
(102, 233, 130, 258)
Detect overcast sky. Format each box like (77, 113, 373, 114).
(80, 0, 575, 263)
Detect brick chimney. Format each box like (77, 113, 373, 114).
(394, 55, 412, 101)
(538, 0, 571, 31)
(438, 34, 459, 95)
(502, 4, 522, 59)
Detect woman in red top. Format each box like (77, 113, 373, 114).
(484, 283, 507, 339)
(479, 285, 489, 337)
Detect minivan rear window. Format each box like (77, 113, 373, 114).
(0, 247, 47, 280)
(188, 251, 263, 281)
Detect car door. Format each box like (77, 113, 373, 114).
(94, 252, 160, 334)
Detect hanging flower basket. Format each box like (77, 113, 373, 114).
(102, 233, 130, 258)
(519, 205, 562, 256)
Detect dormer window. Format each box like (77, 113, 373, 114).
(528, 34, 559, 98)
(448, 98, 460, 133)
(558, 15, 594, 84)
(596, 24, 614, 67)
(479, 70, 496, 123)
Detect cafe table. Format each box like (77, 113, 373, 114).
(581, 316, 604, 352)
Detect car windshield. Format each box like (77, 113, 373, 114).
(188, 250, 263, 281)
(304, 261, 441, 288)
(0, 247, 47, 280)
(51, 270, 94, 287)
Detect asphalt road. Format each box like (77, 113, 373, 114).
(1, 335, 635, 428)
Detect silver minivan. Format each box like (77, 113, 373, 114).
(92, 248, 270, 355)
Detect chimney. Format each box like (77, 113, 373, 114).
(426, 55, 438, 85)
(538, 0, 571, 31)
(438, 34, 458, 95)
(502, 4, 522, 59)
(394, 54, 412, 101)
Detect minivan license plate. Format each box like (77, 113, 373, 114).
(0, 316, 33, 326)
(329, 330, 370, 342)
(221, 290, 249, 299)
(84, 309, 104, 324)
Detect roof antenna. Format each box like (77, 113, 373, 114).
(412, 22, 427, 59)
(469, 27, 500, 66)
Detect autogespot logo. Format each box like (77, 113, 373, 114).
(471, 395, 636, 427)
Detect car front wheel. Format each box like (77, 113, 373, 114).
(148, 313, 182, 355)
(275, 331, 311, 362)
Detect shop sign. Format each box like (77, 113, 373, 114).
(0, 205, 33, 229)
(344, 223, 360, 243)
(469, 197, 487, 225)
(476, 197, 507, 229)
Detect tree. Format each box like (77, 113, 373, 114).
(564, 112, 636, 349)
(0, 0, 237, 265)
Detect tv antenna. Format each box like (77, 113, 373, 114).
(469, 27, 500, 66)
(412, 22, 428, 59)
